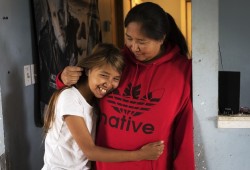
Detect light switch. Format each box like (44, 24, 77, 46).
(30, 64, 36, 84)
(24, 65, 31, 86)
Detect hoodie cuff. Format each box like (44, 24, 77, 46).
(56, 72, 65, 89)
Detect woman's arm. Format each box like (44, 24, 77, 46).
(64, 115, 164, 162)
(56, 66, 83, 88)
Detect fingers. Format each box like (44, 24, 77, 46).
(153, 141, 164, 160)
(64, 66, 83, 77)
(65, 71, 82, 79)
(155, 143, 164, 159)
(151, 140, 164, 146)
(61, 66, 83, 86)
(66, 66, 83, 72)
(140, 140, 165, 160)
(65, 77, 80, 86)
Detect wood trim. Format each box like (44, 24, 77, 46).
(113, 0, 124, 49)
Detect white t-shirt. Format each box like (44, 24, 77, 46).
(42, 87, 96, 170)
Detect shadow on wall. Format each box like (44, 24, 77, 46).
(194, 111, 208, 170)
(0, 153, 6, 169)
(2, 64, 30, 169)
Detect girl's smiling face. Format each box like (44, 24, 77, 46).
(88, 64, 121, 98)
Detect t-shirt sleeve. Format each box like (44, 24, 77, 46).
(56, 89, 84, 119)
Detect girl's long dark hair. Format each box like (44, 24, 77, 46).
(125, 2, 188, 56)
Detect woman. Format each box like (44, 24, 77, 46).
(57, 2, 194, 170)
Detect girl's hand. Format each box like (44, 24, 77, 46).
(139, 141, 164, 160)
(61, 66, 83, 86)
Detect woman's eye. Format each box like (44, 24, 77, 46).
(126, 37, 132, 41)
(114, 78, 120, 82)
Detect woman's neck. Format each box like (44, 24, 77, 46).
(143, 46, 166, 63)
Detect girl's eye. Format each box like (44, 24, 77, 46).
(100, 74, 108, 78)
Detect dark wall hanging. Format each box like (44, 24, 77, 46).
(31, 0, 101, 126)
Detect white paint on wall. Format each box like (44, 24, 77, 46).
(0, 86, 5, 155)
(193, 0, 250, 169)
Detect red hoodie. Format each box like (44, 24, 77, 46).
(95, 44, 194, 170)
(56, 44, 194, 170)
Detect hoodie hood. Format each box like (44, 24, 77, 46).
(121, 44, 183, 100)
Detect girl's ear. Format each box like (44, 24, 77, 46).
(85, 69, 89, 76)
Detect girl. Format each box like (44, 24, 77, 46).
(42, 43, 164, 170)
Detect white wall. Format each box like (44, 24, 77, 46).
(0, 0, 44, 169)
(0, 86, 5, 168)
(219, 0, 250, 107)
(193, 0, 250, 170)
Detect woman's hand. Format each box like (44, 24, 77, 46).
(139, 141, 164, 160)
(61, 66, 83, 86)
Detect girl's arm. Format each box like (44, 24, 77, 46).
(64, 115, 164, 162)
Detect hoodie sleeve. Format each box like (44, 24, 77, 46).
(173, 61, 195, 170)
(55, 72, 66, 89)
(173, 96, 195, 170)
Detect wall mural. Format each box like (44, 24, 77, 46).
(32, 0, 101, 126)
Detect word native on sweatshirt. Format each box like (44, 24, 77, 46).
(96, 44, 195, 170)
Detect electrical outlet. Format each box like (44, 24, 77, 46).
(24, 65, 31, 86)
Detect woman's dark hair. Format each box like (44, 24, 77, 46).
(125, 2, 188, 56)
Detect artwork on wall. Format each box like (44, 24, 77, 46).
(31, 0, 101, 126)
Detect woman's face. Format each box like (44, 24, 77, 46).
(88, 64, 121, 98)
(125, 22, 164, 62)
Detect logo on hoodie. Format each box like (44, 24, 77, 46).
(100, 83, 162, 134)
